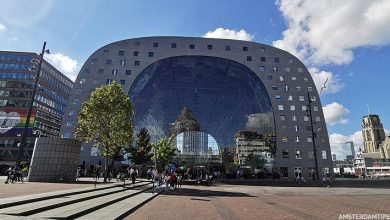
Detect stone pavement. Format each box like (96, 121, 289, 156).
(128, 182, 390, 220)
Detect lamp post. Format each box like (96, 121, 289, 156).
(15, 42, 49, 165)
(307, 92, 319, 180)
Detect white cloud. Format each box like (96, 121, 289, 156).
(0, 23, 6, 32)
(203, 28, 253, 41)
(329, 131, 364, 160)
(45, 53, 79, 81)
(309, 67, 344, 95)
(323, 102, 350, 126)
(273, 0, 390, 66)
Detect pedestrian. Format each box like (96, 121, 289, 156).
(177, 174, 182, 188)
(4, 166, 13, 184)
(131, 168, 136, 185)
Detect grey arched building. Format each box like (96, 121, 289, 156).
(60, 37, 332, 179)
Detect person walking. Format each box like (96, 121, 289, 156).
(4, 166, 13, 184)
(130, 167, 136, 185)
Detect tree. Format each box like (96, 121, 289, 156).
(75, 82, 134, 182)
(128, 128, 153, 165)
(152, 135, 176, 170)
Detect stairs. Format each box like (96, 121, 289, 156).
(0, 180, 161, 220)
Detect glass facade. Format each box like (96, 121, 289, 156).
(129, 56, 275, 152)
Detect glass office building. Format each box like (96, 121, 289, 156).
(61, 37, 333, 178)
(0, 51, 73, 167)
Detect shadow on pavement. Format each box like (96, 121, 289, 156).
(160, 187, 255, 198)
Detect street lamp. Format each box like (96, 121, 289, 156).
(307, 92, 319, 180)
(15, 42, 49, 165)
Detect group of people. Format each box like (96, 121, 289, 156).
(148, 169, 182, 190)
(4, 165, 27, 184)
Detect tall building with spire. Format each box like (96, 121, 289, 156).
(361, 115, 386, 153)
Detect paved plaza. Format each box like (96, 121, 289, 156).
(129, 182, 390, 220)
(1, 176, 390, 220)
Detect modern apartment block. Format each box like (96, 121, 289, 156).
(0, 51, 73, 166)
(60, 37, 332, 179)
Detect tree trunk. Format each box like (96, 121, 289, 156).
(104, 156, 108, 183)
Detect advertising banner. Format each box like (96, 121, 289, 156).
(0, 107, 36, 137)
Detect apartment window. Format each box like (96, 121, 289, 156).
(304, 77, 308, 82)
(308, 151, 314, 159)
(285, 85, 289, 91)
(308, 87, 313, 92)
(288, 95, 293, 101)
(274, 57, 280, 62)
(91, 59, 97, 64)
(292, 76, 296, 81)
(315, 116, 321, 121)
(133, 51, 139, 56)
(171, 43, 177, 48)
(267, 75, 273, 80)
(68, 110, 76, 116)
(302, 106, 307, 111)
(282, 136, 288, 142)
(299, 96, 304, 101)
(313, 106, 319, 111)
(288, 58, 293, 63)
(148, 52, 154, 57)
(278, 105, 284, 110)
(280, 115, 286, 121)
(243, 46, 248, 51)
(118, 51, 124, 56)
(189, 44, 195, 49)
(79, 79, 86, 85)
(106, 59, 112, 65)
(322, 150, 327, 159)
(285, 67, 290, 72)
(282, 150, 289, 159)
(275, 95, 281, 100)
(295, 136, 300, 142)
(272, 66, 278, 72)
(66, 121, 74, 127)
(119, 59, 126, 66)
(103, 50, 109, 54)
(307, 136, 313, 142)
(296, 150, 302, 159)
(111, 69, 118, 75)
(260, 66, 265, 72)
(260, 47, 265, 53)
(272, 86, 278, 90)
(296, 86, 301, 91)
(225, 46, 230, 51)
(120, 79, 126, 85)
(247, 56, 252, 61)
(320, 137, 326, 142)
(134, 61, 140, 66)
(153, 42, 158, 47)
(261, 57, 266, 62)
(72, 99, 79, 104)
(126, 70, 132, 75)
(298, 67, 303, 72)
(207, 45, 213, 50)
(311, 96, 317, 101)
(280, 76, 285, 81)
(304, 116, 309, 121)
(294, 126, 299, 132)
(106, 79, 112, 84)
(290, 105, 295, 111)
(292, 115, 297, 121)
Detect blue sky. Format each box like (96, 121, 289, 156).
(1, 0, 389, 159)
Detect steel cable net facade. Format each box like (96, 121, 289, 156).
(60, 37, 333, 178)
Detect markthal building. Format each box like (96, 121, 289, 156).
(60, 37, 333, 179)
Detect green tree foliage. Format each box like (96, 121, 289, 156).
(247, 153, 266, 170)
(152, 135, 176, 169)
(75, 82, 134, 182)
(129, 128, 153, 165)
